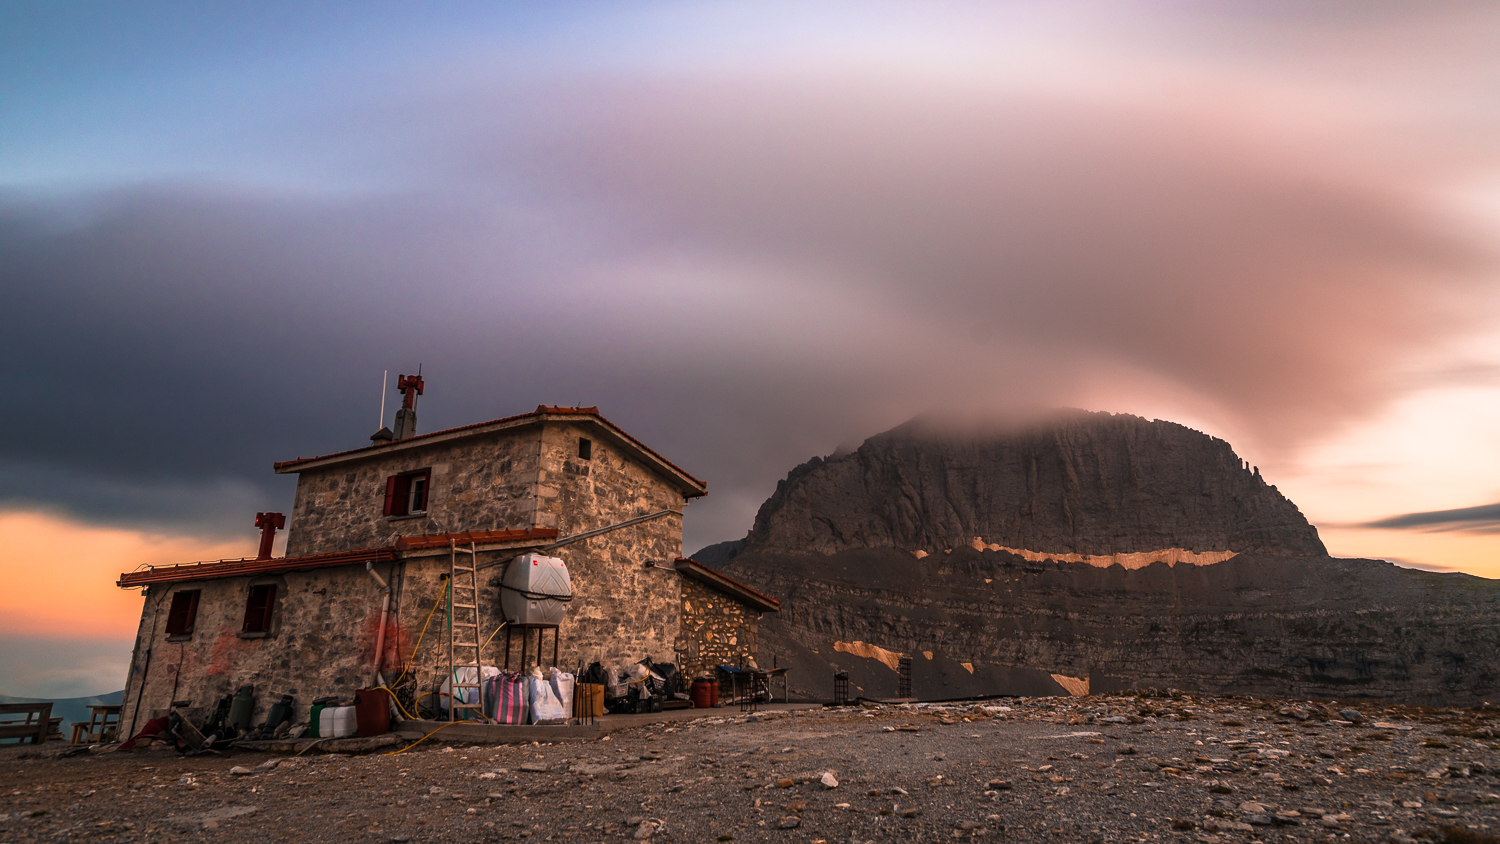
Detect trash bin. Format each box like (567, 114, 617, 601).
(354, 689, 389, 736)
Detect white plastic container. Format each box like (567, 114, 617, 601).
(317, 705, 357, 738)
(500, 553, 572, 625)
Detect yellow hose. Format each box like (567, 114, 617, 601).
(383, 721, 463, 755)
(391, 587, 448, 690)
(375, 686, 416, 723)
(480, 621, 508, 652)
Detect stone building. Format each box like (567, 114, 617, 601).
(116, 394, 777, 736)
(673, 559, 780, 678)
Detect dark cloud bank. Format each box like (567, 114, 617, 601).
(1363, 503, 1500, 534)
(3, 19, 1496, 551)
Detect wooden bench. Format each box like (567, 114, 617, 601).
(0, 702, 54, 745)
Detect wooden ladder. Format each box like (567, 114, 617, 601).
(449, 540, 485, 722)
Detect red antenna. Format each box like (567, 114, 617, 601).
(254, 512, 286, 560)
(397, 373, 424, 410)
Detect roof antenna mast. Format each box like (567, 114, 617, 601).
(379, 369, 388, 430)
(370, 370, 396, 444)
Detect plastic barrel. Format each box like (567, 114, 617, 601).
(690, 678, 714, 709)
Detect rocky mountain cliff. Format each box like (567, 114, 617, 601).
(746, 410, 1326, 558)
(711, 411, 1500, 705)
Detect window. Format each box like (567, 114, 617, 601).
(242, 583, 277, 634)
(578, 437, 592, 460)
(382, 468, 432, 517)
(165, 590, 200, 638)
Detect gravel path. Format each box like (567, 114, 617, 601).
(3, 692, 1499, 843)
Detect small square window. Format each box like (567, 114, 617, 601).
(165, 590, 200, 638)
(383, 468, 431, 517)
(578, 438, 592, 460)
(243, 583, 277, 633)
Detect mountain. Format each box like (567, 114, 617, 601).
(713, 411, 1500, 705)
(746, 410, 1325, 558)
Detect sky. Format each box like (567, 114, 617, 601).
(3, 1, 1500, 697)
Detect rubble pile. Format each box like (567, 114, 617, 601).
(3, 691, 1500, 843)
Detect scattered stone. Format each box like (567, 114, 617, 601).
(166, 806, 258, 829)
(820, 772, 839, 789)
(518, 763, 549, 773)
(777, 816, 801, 829)
(228, 766, 254, 776)
(634, 820, 659, 839)
(1338, 709, 1365, 724)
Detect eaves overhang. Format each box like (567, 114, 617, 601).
(273, 406, 706, 499)
(675, 558, 781, 613)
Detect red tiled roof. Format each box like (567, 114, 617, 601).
(273, 405, 705, 496)
(675, 558, 781, 612)
(394, 527, 559, 551)
(117, 527, 561, 587)
(118, 547, 399, 588)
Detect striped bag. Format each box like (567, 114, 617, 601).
(493, 671, 528, 725)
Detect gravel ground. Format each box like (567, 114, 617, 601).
(3, 691, 1499, 844)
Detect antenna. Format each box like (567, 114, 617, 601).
(379, 370, 388, 428)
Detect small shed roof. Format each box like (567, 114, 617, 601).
(675, 558, 780, 613)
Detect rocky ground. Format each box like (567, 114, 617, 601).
(3, 691, 1500, 844)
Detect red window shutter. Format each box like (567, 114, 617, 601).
(184, 590, 199, 633)
(166, 590, 200, 636)
(243, 588, 261, 631)
(416, 468, 432, 512)
(260, 584, 277, 631)
(383, 475, 399, 516)
(243, 584, 277, 632)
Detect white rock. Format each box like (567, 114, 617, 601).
(821, 772, 840, 789)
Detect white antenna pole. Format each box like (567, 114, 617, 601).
(379, 370, 388, 428)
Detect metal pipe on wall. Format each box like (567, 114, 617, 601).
(366, 562, 392, 687)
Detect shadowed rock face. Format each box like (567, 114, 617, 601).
(746, 410, 1326, 558)
(723, 547, 1500, 705)
(714, 412, 1500, 705)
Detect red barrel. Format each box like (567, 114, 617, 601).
(354, 688, 390, 736)
(690, 678, 717, 709)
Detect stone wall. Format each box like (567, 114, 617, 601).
(675, 577, 760, 678)
(284, 428, 542, 557)
(118, 562, 395, 738)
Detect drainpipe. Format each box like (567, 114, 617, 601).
(366, 562, 392, 688)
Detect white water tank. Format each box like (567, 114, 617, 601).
(500, 553, 573, 625)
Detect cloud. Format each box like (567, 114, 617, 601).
(1362, 502, 1500, 534)
(0, 635, 134, 699)
(2, 3, 1500, 556)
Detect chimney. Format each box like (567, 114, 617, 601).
(254, 512, 285, 560)
(392, 373, 424, 440)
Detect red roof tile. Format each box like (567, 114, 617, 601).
(273, 405, 705, 495)
(118, 547, 398, 587)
